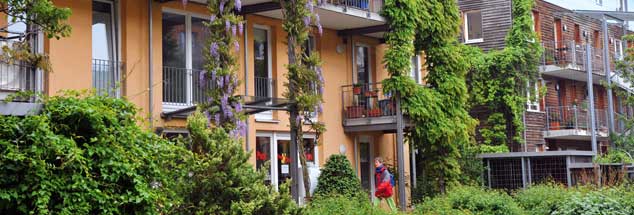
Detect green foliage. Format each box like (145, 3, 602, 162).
(611, 34, 634, 161)
(313, 154, 363, 198)
(382, 0, 477, 194)
(1, 0, 72, 39)
(513, 183, 571, 215)
(0, 92, 186, 214)
(466, 0, 542, 148)
(415, 186, 526, 215)
(594, 149, 634, 164)
(303, 195, 390, 215)
(552, 191, 632, 215)
(170, 112, 299, 215)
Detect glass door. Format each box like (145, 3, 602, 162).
(357, 136, 374, 199)
(256, 135, 272, 185)
(276, 139, 292, 185)
(253, 26, 273, 120)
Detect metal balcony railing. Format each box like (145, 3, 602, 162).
(545, 106, 608, 133)
(92, 59, 124, 97)
(0, 60, 37, 93)
(162, 66, 214, 106)
(541, 40, 605, 75)
(254, 76, 275, 99)
(342, 82, 395, 121)
(325, 0, 384, 13)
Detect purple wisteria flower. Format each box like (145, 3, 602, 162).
(238, 22, 244, 35)
(235, 0, 242, 11)
(211, 69, 217, 82)
(199, 70, 206, 88)
(234, 40, 240, 52)
(219, 1, 225, 12)
(306, 1, 314, 13)
(210, 42, 219, 58)
(215, 113, 221, 123)
(303, 16, 311, 26)
(225, 20, 231, 32)
(234, 102, 243, 112)
(296, 115, 302, 125)
(210, 15, 216, 23)
(232, 24, 237, 37)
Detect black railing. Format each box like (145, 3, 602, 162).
(545, 106, 608, 133)
(162, 66, 212, 106)
(92, 59, 123, 97)
(541, 40, 605, 74)
(342, 82, 395, 121)
(254, 76, 275, 99)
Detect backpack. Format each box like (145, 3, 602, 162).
(389, 172, 395, 187)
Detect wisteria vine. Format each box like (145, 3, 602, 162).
(280, 0, 325, 198)
(196, 0, 246, 137)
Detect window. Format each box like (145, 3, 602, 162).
(92, 1, 119, 96)
(531, 11, 540, 40)
(615, 39, 624, 60)
(595, 0, 602, 6)
(161, 11, 209, 109)
(256, 136, 272, 183)
(464, 11, 483, 43)
(410, 55, 421, 83)
(527, 81, 540, 112)
(253, 26, 274, 121)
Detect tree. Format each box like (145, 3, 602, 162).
(313, 154, 363, 198)
(610, 34, 634, 162)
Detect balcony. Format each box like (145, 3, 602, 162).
(92, 59, 124, 97)
(342, 82, 407, 132)
(544, 106, 609, 141)
(0, 60, 37, 99)
(540, 40, 608, 83)
(241, 0, 386, 37)
(162, 66, 211, 112)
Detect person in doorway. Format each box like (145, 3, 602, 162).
(373, 157, 397, 212)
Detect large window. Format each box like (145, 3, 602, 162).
(526, 81, 540, 112)
(410, 55, 421, 83)
(162, 11, 208, 108)
(92, 0, 119, 96)
(615, 39, 624, 60)
(464, 10, 483, 43)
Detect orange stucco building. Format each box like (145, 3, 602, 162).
(0, 0, 423, 207)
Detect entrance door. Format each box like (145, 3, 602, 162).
(92, 0, 118, 96)
(357, 136, 375, 199)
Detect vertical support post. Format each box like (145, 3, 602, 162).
(290, 109, 300, 203)
(148, 0, 153, 128)
(395, 92, 406, 211)
(566, 156, 572, 187)
(411, 143, 417, 188)
(521, 157, 527, 188)
(487, 159, 492, 188)
(574, 105, 578, 130)
(527, 158, 532, 185)
(244, 20, 250, 151)
(571, 41, 577, 66)
(587, 44, 598, 156)
(602, 17, 616, 137)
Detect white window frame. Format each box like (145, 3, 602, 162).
(253, 24, 274, 121)
(410, 55, 422, 84)
(161, 8, 207, 112)
(256, 132, 319, 191)
(463, 10, 484, 44)
(615, 39, 624, 60)
(526, 81, 540, 112)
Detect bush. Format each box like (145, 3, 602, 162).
(514, 183, 570, 215)
(169, 111, 299, 215)
(415, 186, 525, 215)
(303, 195, 389, 215)
(313, 154, 363, 198)
(552, 190, 631, 215)
(0, 93, 187, 214)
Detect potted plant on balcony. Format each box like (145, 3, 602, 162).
(346, 105, 365, 118)
(368, 107, 381, 117)
(549, 111, 561, 130)
(352, 84, 363, 95)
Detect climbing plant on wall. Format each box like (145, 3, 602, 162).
(466, 0, 542, 150)
(279, 0, 326, 198)
(197, 0, 247, 138)
(382, 0, 477, 194)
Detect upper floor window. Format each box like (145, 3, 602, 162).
(615, 39, 624, 60)
(464, 10, 483, 44)
(595, 0, 603, 6)
(527, 80, 540, 112)
(410, 55, 421, 84)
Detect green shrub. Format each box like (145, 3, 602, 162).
(303, 195, 389, 215)
(514, 183, 570, 215)
(552, 190, 632, 215)
(313, 154, 363, 198)
(0, 93, 188, 214)
(415, 186, 525, 215)
(169, 111, 299, 215)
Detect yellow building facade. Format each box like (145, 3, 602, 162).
(12, 0, 424, 206)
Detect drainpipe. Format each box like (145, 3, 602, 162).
(602, 16, 615, 140)
(244, 19, 250, 151)
(587, 44, 598, 156)
(148, 0, 154, 128)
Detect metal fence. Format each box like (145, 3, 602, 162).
(92, 59, 123, 97)
(545, 106, 608, 132)
(541, 40, 605, 75)
(326, 0, 384, 13)
(0, 60, 36, 93)
(341, 82, 395, 120)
